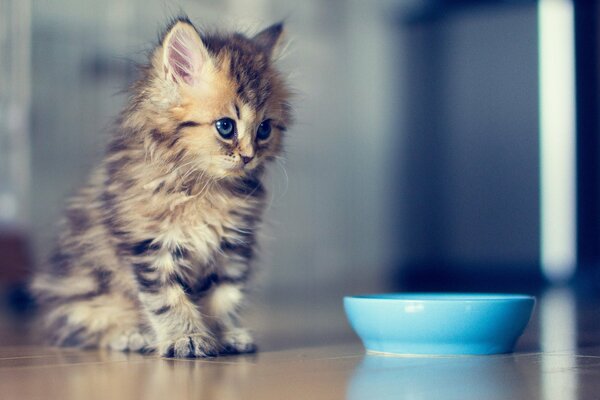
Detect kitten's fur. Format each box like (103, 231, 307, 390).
(30, 17, 292, 357)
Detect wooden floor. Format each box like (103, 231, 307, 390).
(1, 286, 599, 400)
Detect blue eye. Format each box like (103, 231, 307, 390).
(215, 118, 235, 139)
(256, 120, 272, 141)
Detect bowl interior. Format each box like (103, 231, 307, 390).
(346, 293, 535, 302)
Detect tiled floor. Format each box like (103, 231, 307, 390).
(1, 286, 599, 400)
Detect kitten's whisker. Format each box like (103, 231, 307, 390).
(172, 160, 195, 171)
(213, 245, 226, 257)
(227, 226, 254, 235)
(264, 157, 289, 214)
(195, 178, 213, 199)
(170, 160, 200, 187)
(180, 166, 197, 184)
(276, 158, 289, 199)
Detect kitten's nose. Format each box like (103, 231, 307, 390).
(241, 155, 254, 165)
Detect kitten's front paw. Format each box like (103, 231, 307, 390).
(221, 328, 257, 354)
(161, 333, 219, 358)
(108, 330, 153, 353)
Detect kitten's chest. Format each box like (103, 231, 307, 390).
(151, 194, 256, 265)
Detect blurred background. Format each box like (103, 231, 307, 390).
(0, 0, 599, 347)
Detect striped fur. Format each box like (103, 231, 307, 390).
(30, 17, 292, 358)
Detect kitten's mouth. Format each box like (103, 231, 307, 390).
(240, 160, 257, 171)
(225, 163, 252, 177)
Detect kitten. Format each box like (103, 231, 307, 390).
(30, 16, 292, 358)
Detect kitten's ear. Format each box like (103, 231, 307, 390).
(162, 21, 209, 85)
(253, 22, 285, 58)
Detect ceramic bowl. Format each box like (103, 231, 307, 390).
(344, 293, 535, 355)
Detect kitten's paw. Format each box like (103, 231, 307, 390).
(221, 329, 257, 354)
(161, 333, 219, 358)
(108, 330, 153, 352)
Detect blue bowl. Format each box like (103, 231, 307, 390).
(344, 293, 535, 355)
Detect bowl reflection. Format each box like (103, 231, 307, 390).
(347, 353, 532, 400)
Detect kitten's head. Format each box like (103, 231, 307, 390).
(127, 17, 292, 180)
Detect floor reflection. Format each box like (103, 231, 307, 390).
(347, 354, 529, 400)
(540, 287, 578, 400)
(44, 352, 259, 400)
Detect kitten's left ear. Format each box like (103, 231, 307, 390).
(162, 20, 209, 85)
(253, 22, 285, 58)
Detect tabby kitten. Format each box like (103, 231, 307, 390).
(30, 17, 292, 358)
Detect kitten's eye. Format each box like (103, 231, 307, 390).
(215, 118, 236, 139)
(256, 120, 272, 141)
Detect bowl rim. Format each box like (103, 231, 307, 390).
(344, 292, 536, 303)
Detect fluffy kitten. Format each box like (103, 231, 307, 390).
(30, 17, 292, 358)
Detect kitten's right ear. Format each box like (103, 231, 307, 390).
(162, 20, 209, 86)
